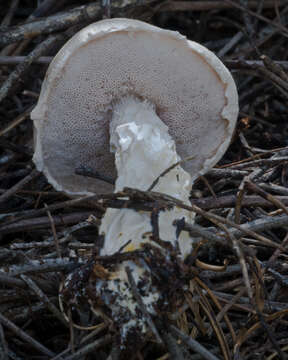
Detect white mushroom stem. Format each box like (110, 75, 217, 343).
(97, 97, 195, 341)
(100, 97, 194, 258)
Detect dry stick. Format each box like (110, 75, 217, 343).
(191, 194, 288, 210)
(0, 34, 63, 104)
(217, 31, 243, 58)
(269, 232, 288, 264)
(63, 335, 111, 360)
(178, 200, 283, 250)
(261, 55, 288, 82)
(200, 176, 217, 199)
(245, 180, 288, 215)
(0, 55, 53, 65)
(10, 221, 92, 250)
(225, 158, 288, 170)
(0, 193, 104, 229)
(231, 214, 288, 238)
(256, 65, 288, 93)
(142, 187, 284, 248)
(0, 106, 33, 136)
(234, 177, 246, 224)
(241, 0, 255, 38)
(260, 183, 288, 196)
(68, 308, 75, 354)
(20, 274, 68, 327)
(222, 225, 253, 301)
(0, 312, 55, 357)
(6, 258, 80, 277)
(169, 325, 220, 360)
(125, 266, 163, 344)
(1, 0, 19, 27)
(0, 0, 65, 57)
(223, 0, 288, 38)
(147, 155, 195, 191)
(0, 322, 8, 360)
(180, 222, 228, 246)
(50, 348, 71, 360)
(161, 331, 185, 360)
(0, 211, 95, 235)
(219, 146, 288, 168)
(212, 292, 258, 313)
(0, 169, 31, 182)
(248, 261, 286, 360)
(0, 138, 33, 156)
(75, 166, 115, 185)
(229, 3, 288, 59)
(157, 0, 283, 13)
(45, 205, 61, 258)
(0, 274, 27, 289)
(79, 323, 108, 345)
(0, 3, 101, 47)
(101, 188, 285, 249)
(0, 169, 40, 204)
(207, 168, 249, 179)
(0, 189, 58, 196)
(265, 78, 288, 100)
(33, 0, 68, 18)
(216, 288, 247, 322)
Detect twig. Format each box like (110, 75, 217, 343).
(0, 322, 8, 360)
(225, 158, 288, 170)
(161, 331, 185, 360)
(20, 274, 68, 327)
(230, 214, 288, 238)
(45, 204, 61, 257)
(223, 0, 288, 38)
(147, 155, 195, 191)
(0, 169, 40, 204)
(0, 274, 27, 289)
(0, 312, 55, 357)
(63, 335, 111, 360)
(169, 325, 220, 360)
(0, 3, 101, 47)
(156, 0, 284, 13)
(10, 221, 92, 249)
(0, 212, 95, 235)
(245, 180, 288, 215)
(0, 106, 34, 136)
(0, 193, 104, 229)
(5, 258, 81, 276)
(0, 34, 64, 103)
(75, 166, 115, 185)
(191, 194, 288, 210)
(1, 0, 19, 27)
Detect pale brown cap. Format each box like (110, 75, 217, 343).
(31, 18, 238, 195)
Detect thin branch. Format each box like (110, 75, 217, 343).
(0, 312, 55, 357)
(169, 325, 220, 360)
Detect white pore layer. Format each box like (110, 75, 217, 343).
(98, 98, 195, 338)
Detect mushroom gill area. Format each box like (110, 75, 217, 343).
(32, 28, 229, 196)
(60, 97, 195, 344)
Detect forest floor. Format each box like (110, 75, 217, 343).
(0, 0, 288, 359)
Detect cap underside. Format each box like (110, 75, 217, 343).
(32, 19, 238, 195)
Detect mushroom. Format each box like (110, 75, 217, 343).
(31, 18, 238, 344)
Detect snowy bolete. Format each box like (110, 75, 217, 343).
(32, 18, 238, 344)
(31, 18, 238, 196)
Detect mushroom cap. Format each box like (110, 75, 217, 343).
(31, 18, 238, 196)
